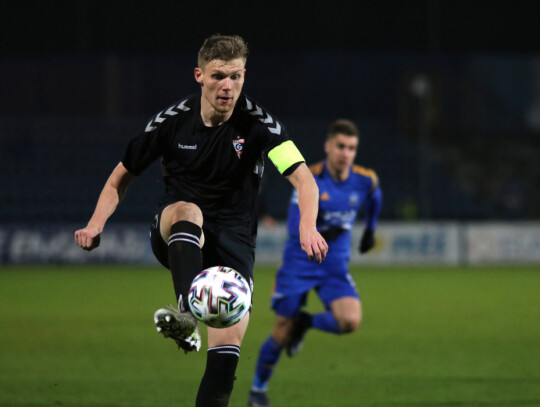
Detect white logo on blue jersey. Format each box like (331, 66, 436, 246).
(349, 192, 360, 207)
(321, 209, 356, 229)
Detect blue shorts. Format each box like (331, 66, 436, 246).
(271, 254, 359, 318)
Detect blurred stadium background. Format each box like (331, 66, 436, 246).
(1, 1, 539, 265)
(1, 2, 539, 406)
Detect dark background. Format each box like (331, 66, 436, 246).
(2, 0, 540, 223)
(4, 1, 540, 54)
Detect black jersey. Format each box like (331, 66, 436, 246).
(122, 93, 291, 242)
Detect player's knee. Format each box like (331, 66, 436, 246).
(208, 317, 248, 347)
(169, 202, 203, 226)
(339, 321, 358, 334)
(338, 315, 361, 333)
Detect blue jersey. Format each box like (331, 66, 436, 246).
(284, 161, 380, 262)
(272, 161, 382, 312)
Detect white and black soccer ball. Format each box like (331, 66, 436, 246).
(188, 266, 252, 328)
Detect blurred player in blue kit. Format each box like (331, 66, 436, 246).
(248, 119, 382, 407)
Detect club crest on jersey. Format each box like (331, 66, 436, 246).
(232, 139, 245, 159)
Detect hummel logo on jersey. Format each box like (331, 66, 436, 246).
(244, 97, 281, 135)
(145, 99, 190, 133)
(320, 192, 330, 201)
(232, 139, 245, 159)
(178, 144, 197, 150)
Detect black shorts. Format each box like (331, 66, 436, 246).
(150, 210, 255, 288)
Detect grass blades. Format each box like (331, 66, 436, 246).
(0, 265, 539, 407)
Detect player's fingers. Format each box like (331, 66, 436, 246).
(82, 234, 92, 249)
(75, 230, 92, 249)
(320, 237, 328, 253)
(311, 238, 327, 263)
(75, 230, 85, 247)
(302, 243, 314, 261)
(311, 244, 323, 264)
(319, 241, 328, 261)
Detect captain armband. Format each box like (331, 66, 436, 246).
(268, 140, 305, 176)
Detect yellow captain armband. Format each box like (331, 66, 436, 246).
(268, 140, 305, 175)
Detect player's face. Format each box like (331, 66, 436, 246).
(325, 134, 358, 174)
(195, 58, 246, 115)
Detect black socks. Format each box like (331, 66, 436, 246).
(167, 221, 202, 311)
(196, 345, 241, 407)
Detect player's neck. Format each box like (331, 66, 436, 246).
(327, 163, 350, 182)
(200, 99, 233, 127)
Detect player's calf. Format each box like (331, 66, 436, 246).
(196, 345, 241, 407)
(285, 311, 312, 357)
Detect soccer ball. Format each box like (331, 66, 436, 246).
(188, 266, 252, 328)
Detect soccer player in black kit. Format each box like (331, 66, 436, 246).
(74, 34, 328, 407)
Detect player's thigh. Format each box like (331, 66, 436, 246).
(317, 269, 361, 330)
(150, 211, 169, 268)
(271, 291, 308, 318)
(317, 271, 359, 310)
(207, 312, 250, 347)
(330, 296, 362, 332)
(202, 225, 255, 342)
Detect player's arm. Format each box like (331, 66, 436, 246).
(74, 162, 135, 251)
(75, 108, 164, 251)
(267, 140, 328, 262)
(286, 164, 328, 263)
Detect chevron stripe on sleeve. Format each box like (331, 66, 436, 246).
(145, 99, 190, 133)
(243, 96, 282, 135)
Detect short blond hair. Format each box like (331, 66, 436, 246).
(198, 34, 249, 68)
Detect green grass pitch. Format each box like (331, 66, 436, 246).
(1, 264, 539, 407)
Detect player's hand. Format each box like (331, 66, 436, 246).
(299, 227, 328, 263)
(359, 229, 375, 254)
(74, 227, 101, 251)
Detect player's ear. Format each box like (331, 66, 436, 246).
(194, 67, 203, 85)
